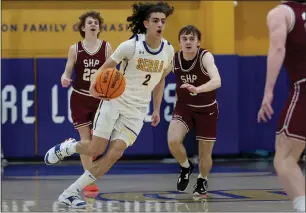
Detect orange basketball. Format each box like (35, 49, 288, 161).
(95, 68, 126, 99)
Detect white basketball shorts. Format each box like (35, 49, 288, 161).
(92, 98, 147, 147)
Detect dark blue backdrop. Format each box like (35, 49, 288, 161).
(1, 56, 289, 158)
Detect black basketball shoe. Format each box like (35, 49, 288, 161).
(193, 177, 208, 196)
(177, 159, 194, 192)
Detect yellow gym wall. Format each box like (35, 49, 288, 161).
(2, 1, 278, 58)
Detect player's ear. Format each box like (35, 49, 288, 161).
(143, 20, 149, 29)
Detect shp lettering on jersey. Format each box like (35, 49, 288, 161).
(83, 59, 100, 68)
(136, 58, 164, 73)
(181, 74, 198, 84)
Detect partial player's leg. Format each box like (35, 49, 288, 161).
(274, 91, 305, 212)
(194, 140, 214, 196)
(193, 105, 218, 196)
(274, 133, 305, 212)
(75, 126, 92, 168)
(168, 105, 194, 192)
(57, 102, 145, 208)
(58, 138, 128, 208)
(44, 101, 117, 164)
(76, 126, 99, 192)
(69, 91, 98, 170)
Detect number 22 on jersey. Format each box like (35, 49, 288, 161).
(83, 68, 98, 82)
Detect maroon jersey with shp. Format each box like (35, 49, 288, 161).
(281, 2, 306, 86)
(73, 40, 107, 96)
(173, 48, 217, 112)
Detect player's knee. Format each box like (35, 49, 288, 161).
(86, 146, 101, 157)
(106, 141, 127, 162)
(273, 155, 286, 172)
(167, 135, 182, 147)
(88, 136, 109, 155)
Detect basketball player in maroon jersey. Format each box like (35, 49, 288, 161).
(61, 11, 113, 193)
(257, 1, 305, 211)
(168, 25, 221, 196)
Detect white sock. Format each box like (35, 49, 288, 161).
(65, 170, 97, 194)
(293, 196, 305, 212)
(66, 142, 77, 155)
(180, 159, 190, 168)
(198, 174, 207, 180)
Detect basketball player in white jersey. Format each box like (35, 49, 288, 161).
(61, 11, 112, 193)
(44, 2, 175, 208)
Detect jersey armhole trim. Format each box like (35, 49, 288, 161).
(105, 41, 110, 58)
(278, 5, 296, 33)
(199, 50, 209, 77)
(75, 43, 78, 64)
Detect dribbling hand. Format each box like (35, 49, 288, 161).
(89, 81, 110, 101)
(257, 91, 274, 123)
(151, 111, 160, 127)
(180, 83, 199, 94)
(61, 74, 72, 87)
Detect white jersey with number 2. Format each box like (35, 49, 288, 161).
(111, 34, 174, 108)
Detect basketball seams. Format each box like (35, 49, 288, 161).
(108, 74, 125, 98)
(95, 68, 125, 99)
(105, 69, 115, 97)
(98, 71, 105, 94)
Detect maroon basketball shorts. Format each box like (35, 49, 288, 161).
(277, 79, 306, 142)
(70, 90, 101, 129)
(172, 103, 218, 141)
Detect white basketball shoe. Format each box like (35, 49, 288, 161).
(44, 138, 77, 165)
(58, 190, 87, 209)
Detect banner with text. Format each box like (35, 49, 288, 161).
(1, 56, 242, 158)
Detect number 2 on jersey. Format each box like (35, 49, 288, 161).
(142, 74, 151, 86)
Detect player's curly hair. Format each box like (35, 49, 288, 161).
(78, 11, 104, 38)
(178, 25, 202, 41)
(127, 1, 174, 34)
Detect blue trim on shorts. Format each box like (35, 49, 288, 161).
(124, 125, 138, 137)
(93, 101, 103, 131)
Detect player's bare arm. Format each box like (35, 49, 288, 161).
(258, 7, 290, 123)
(106, 42, 114, 58)
(264, 7, 290, 94)
(152, 58, 174, 127)
(181, 52, 221, 93)
(61, 45, 76, 87)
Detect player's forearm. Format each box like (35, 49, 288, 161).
(265, 46, 285, 93)
(153, 78, 165, 112)
(63, 67, 73, 79)
(197, 78, 221, 93)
